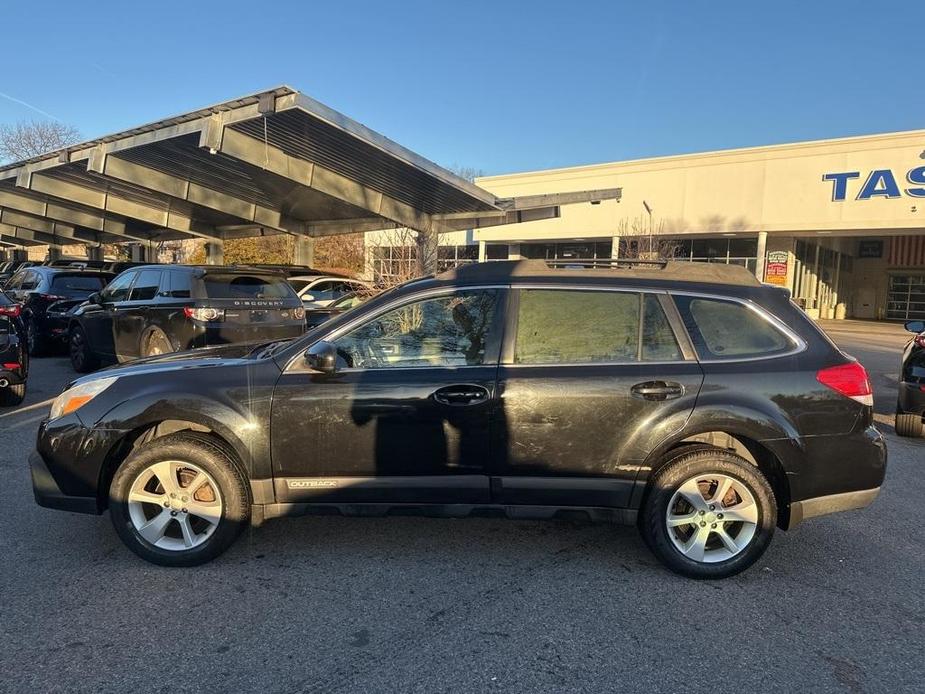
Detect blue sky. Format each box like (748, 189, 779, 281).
(2, 1, 923, 175)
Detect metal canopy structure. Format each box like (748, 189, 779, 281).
(0, 86, 621, 252)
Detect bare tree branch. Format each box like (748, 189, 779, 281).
(0, 120, 81, 162)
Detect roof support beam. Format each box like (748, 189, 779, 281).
(494, 188, 623, 210)
(218, 127, 435, 233)
(0, 187, 145, 241)
(0, 223, 60, 246)
(88, 149, 282, 229)
(20, 170, 223, 241)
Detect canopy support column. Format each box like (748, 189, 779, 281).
(205, 241, 224, 265)
(293, 236, 315, 266)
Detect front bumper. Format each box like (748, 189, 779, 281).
(30, 450, 100, 515)
(787, 487, 880, 529)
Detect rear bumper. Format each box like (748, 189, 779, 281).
(0, 367, 25, 386)
(787, 487, 880, 529)
(30, 450, 100, 515)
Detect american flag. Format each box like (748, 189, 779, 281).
(888, 236, 925, 266)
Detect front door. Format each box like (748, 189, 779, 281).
(491, 288, 704, 508)
(270, 288, 506, 505)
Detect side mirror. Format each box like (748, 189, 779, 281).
(89, 292, 103, 305)
(905, 320, 925, 334)
(305, 340, 337, 375)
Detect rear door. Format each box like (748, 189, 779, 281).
(490, 287, 704, 508)
(114, 268, 163, 358)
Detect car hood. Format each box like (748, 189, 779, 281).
(74, 341, 282, 384)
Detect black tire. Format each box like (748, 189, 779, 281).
(109, 432, 251, 567)
(25, 319, 46, 357)
(0, 382, 26, 406)
(640, 446, 777, 579)
(895, 412, 924, 438)
(69, 324, 99, 373)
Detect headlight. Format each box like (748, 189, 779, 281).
(49, 377, 118, 421)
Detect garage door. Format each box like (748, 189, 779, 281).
(887, 274, 925, 320)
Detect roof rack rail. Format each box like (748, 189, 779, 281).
(544, 257, 670, 269)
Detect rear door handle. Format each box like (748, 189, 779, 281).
(432, 384, 490, 406)
(630, 381, 684, 401)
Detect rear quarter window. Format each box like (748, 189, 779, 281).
(674, 295, 793, 359)
(200, 274, 296, 300)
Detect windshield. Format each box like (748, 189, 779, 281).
(201, 274, 296, 300)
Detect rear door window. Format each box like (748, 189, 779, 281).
(50, 274, 108, 297)
(514, 289, 640, 364)
(673, 295, 793, 359)
(642, 295, 682, 361)
(129, 270, 163, 301)
(201, 274, 295, 300)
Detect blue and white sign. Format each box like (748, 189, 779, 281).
(823, 166, 925, 201)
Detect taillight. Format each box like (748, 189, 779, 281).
(39, 294, 66, 302)
(184, 307, 225, 322)
(0, 305, 21, 318)
(816, 362, 873, 406)
(287, 306, 305, 321)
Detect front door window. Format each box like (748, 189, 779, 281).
(333, 290, 499, 369)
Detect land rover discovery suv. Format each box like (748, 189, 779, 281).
(30, 260, 886, 579)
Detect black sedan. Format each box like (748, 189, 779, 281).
(896, 319, 925, 437)
(0, 291, 28, 405)
(2, 266, 114, 356)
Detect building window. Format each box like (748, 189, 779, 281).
(486, 244, 509, 260)
(519, 241, 612, 261)
(371, 244, 478, 282)
(647, 237, 759, 273)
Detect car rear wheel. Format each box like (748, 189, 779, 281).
(143, 327, 175, 357)
(69, 324, 99, 373)
(0, 382, 25, 406)
(895, 411, 924, 438)
(109, 432, 250, 566)
(640, 446, 776, 579)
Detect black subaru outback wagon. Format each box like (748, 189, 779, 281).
(30, 260, 886, 579)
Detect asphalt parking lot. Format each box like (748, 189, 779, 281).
(1, 322, 923, 693)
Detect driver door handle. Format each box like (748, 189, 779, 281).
(630, 381, 684, 401)
(432, 384, 490, 406)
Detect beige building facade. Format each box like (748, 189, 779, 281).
(369, 129, 925, 321)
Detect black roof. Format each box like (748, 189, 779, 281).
(434, 259, 762, 288)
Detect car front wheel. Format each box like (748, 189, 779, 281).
(109, 432, 251, 566)
(640, 446, 776, 579)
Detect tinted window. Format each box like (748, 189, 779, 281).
(674, 295, 791, 359)
(50, 274, 107, 297)
(20, 271, 40, 291)
(129, 270, 163, 301)
(642, 294, 682, 361)
(334, 290, 498, 369)
(515, 289, 639, 364)
(166, 271, 192, 299)
(287, 278, 312, 293)
(202, 274, 294, 300)
(303, 280, 338, 302)
(102, 272, 136, 303)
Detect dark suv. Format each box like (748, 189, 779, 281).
(0, 291, 28, 405)
(896, 319, 925, 437)
(30, 260, 886, 578)
(3, 266, 114, 355)
(67, 265, 306, 372)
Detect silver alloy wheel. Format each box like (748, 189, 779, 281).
(127, 460, 223, 551)
(666, 473, 759, 563)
